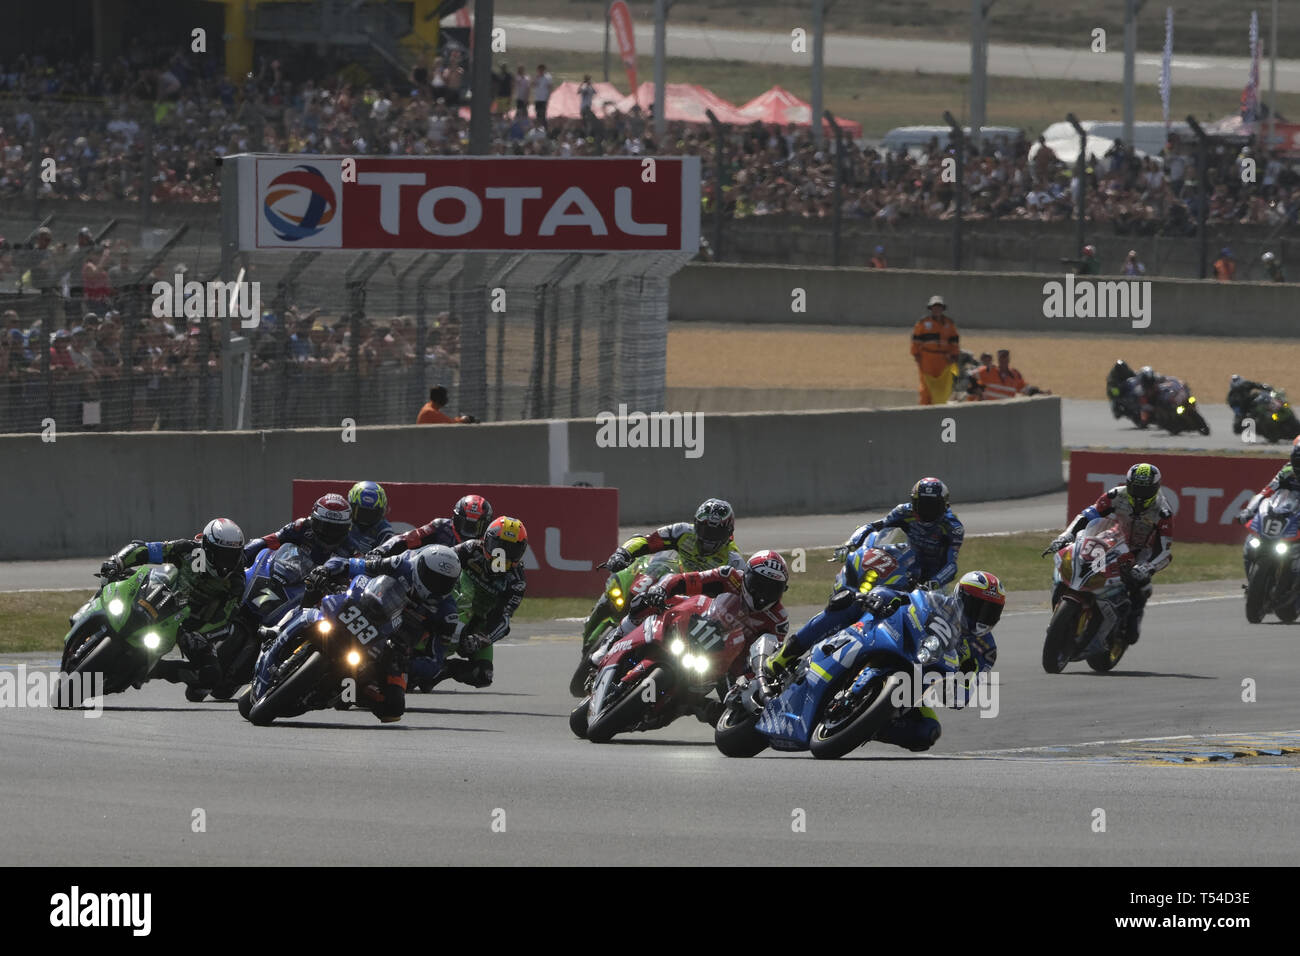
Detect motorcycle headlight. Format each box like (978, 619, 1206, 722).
(317, 620, 332, 635)
(692, 656, 709, 674)
(1188, 396, 1196, 405)
(916, 634, 941, 665)
(346, 650, 362, 667)
(107, 598, 125, 616)
(669, 638, 685, 656)
(143, 631, 161, 650)
(1275, 541, 1289, 555)
(1176, 405, 1185, 414)
(1248, 536, 1261, 549)
(681, 652, 696, 669)
(1273, 414, 1281, 421)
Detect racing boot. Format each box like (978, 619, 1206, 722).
(764, 633, 804, 679)
(874, 706, 942, 752)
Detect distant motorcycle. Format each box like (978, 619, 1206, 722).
(1106, 360, 1138, 421)
(1236, 387, 1300, 443)
(1242, 489, 1300, 624)
(1041, 516, 1135, 673)
(1149, 378, 1210, 436)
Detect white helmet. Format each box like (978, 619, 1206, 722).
(200, 518, 245, 577)
(1262, 251, 1276, 263)
(412, 545, 461, 602)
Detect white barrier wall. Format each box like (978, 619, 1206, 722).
(0, 397, 1061, 559)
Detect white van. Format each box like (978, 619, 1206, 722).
(879, 125, 1023, 157)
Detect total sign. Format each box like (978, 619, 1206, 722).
(1067, 451, 1280, 544)
(236, 154, 700, 253)
(292, 480, 617, 596)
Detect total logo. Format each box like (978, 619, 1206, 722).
(259, 162, 341, 246)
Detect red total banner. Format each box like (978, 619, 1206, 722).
(292, 481, 618, 597)
(609, 1, 638, 104)
(1068, 451, 1280, 544)
(239, 154, 700, 253)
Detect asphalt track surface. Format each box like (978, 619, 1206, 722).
(498, 15, 1300, 93)
(2, 580, 1297, 866)
(1063, 400, 1283, 453)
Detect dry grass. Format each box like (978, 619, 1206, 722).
(668, 324, 1291, 401)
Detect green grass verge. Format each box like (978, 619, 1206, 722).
(0, 533, 1242, 653)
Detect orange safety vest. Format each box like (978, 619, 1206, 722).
(972, 365, 1027, 400)
(911, 314, 959, 377)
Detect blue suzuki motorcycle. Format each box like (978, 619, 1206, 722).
(1243, 488, 1300, 624)
(830, 527, 920, 596)
(196, 544, 315, 701)
(714, 589, 968, 760)
(238, 574, 407, 725)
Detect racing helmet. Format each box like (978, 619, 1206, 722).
(200, 518, 245, 577)
(347, 481, 388, 528)
(742, 550, 789, 611)
(911, 477, 950, 523)
(956, 571, 1005, 636)
(1125, 462, 1162, 510)
(452, 494, 494, 541)
(412, 544, 461, 602)
(693, 498, 735, 555)
(310, 494, 352, 549)
(1138, 366, 1156, 388)
(483, 516, 528, 571)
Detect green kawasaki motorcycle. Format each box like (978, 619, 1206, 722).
(55, 565, 191, 706)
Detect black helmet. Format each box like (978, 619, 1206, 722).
(693, 498, 735, 555)
(910, 477, 950, 523)
(1125, 462, 1162, 510)
(1138, 366, 1156, 388)
(200, 518, 245, 577)
(452, 494, 493, 541)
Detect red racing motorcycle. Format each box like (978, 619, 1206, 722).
(569, 591, 757, 744)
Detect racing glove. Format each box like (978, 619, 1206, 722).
(1043, 533, 1073, 557)
(99, 556, 125, 580)
(458, 632, 489, 655)
(1235, 508, 1254, 525)
(861, 590, 907, 620)
(1125, 563, 1152, 587)
(605, 547, 633, 572)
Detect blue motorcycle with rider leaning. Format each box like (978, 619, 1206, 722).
(714, 589, 960, 759)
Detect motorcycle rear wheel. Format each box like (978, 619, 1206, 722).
(714, 701, 769, 758)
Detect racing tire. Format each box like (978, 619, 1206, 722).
(586, 665, 666, 744)
(568, 698, 590, 739)
(714, 702, 769, 758)
(248, 650, 325, 726)
(809, 670, 906, 760)
(1042, 601, 1082, 673)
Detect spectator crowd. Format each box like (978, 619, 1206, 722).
(3, 45, 1300, 234)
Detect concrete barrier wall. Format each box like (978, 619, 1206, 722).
(669, 263, 1300, 338)
(665, 386, 916, 412)
(1, 396, 1061, 559)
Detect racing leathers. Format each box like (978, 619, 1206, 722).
(370, 516, 461, 557)
(1237, 464, 1300, 525)
(346, 517, 394, 557)
(847, 503, 964, 588)
(243, 518, 355, 566)
(102, 538, 245, 686)
(1059, 487, 1174, 643)
(583, 522, 743, 645)
(426, 539, 527, 689)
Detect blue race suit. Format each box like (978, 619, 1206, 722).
(243, 517, 355, 566)
(347, 518, 393, 557)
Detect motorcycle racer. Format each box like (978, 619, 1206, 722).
(99, 518, 248, 690)
(344, 481, 393, 556)
(1226, 374, 1274, 435)
(842, 478, 963, 589)
(1236, 437, 1300, 525)
(368, 493, 494, 558)
(243, 493, 354, 565)
(1044, 462, 1173, 644)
